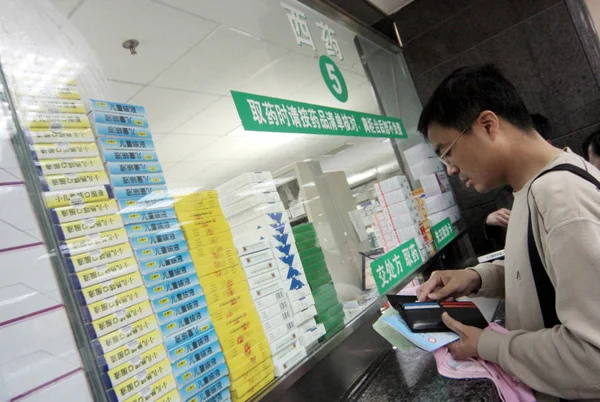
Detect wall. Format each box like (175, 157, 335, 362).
(390, 0, 600, 254)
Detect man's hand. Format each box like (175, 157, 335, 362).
(442, 312, 483, 359)
(417, 269, 482, 302)
(486, 208, 511, 228)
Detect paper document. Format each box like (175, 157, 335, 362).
(381, 309, 459, 352)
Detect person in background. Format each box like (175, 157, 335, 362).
(484, 114, 552, 250)
(583, 130, 600, 170)
(416, 64, 600, 401)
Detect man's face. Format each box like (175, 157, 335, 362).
(428, 121, 503, 193)
(588, 144, 600, 170)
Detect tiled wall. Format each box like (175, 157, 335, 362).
(0, 125, 92, 400)
(390, 0, 600, 254)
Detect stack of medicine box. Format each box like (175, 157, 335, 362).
(18, 79, 177, 402)
(90, 100, 229, 402)
(217, 172, 316, 379)
(425, 192, 459, 225)
(291, 223, 342, 342)
(374, 175, 427, 255)
(174, 190, 272, 402)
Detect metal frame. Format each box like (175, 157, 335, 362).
(0, 59, 109, 402)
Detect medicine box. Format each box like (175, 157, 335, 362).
(221, 192, 281, 217)
(378, 175, 411, 194)
(216, 172, 274, 195)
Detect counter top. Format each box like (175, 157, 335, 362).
(355, 300, 507, 402)
(355, 344, 499, 402)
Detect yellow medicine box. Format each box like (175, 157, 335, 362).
(232, 371, 276, 402)
(226, 340, 272, 381)
(231, 362, 274, 400)
(175, 206, 223, 223)
(198, 263, 245, 287)
(192, 251, 241, 277)
(174, 190, 218, 203)
(203, 280, 251, 306)
(185, 230, 233, 250)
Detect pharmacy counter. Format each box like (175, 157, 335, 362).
(354, 347, 499, 402)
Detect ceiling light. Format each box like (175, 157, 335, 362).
(323, 143, 355, 156)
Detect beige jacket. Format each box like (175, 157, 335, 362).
(472, 152, 600, 401)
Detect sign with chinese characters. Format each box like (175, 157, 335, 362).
(431, 218, 456, 251)
(231, 90, 407, 139)
(282, 3, 344, 60)
(370, 238, 423, 295)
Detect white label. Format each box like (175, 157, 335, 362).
(69, 195, 84, 205)
(134, 369, 147, 381)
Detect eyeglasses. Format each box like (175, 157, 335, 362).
(438, 123, 471, 167)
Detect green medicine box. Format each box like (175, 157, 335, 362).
(315, 293, 339, 314)
(303, 259, 328, 276)
(316, 302, 344, 323)
(295, 234, 319, 251)
(301, 251, 325, 268)
(299, 246, 322, 260)
(305, 267, 331, 284)
(292, 222, 315, 236)
(309, 272, 332, 289)
(318, 307, 345, 331)
(312, 282, 336, 300)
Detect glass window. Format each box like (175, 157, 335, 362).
(0, 1, 462, 400)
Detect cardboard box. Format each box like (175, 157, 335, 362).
(227, 202, 287, 229)
(273, 341, 307, 377)
(217, 172, 274, 195)
(99, 329, 163, 371)
(91, 314, 158, 355)
(167, 328, 219, 364)
(403, 142, 437, 166)
(392, 213, 418, 230)
(409, 157, 444, 179)
(294, 305, 318, 327)
(86, 300, 153, 340)
(378, 175, 411, 194)
(222, 192, 281, 217)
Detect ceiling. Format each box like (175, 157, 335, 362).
(48, 0, 399, 190)
(364, 0, 415, 16)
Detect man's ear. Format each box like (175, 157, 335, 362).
(476, 110, 500, 141)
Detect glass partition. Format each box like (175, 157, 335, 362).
(0, 0, 462, 401)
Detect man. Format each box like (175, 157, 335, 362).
(583, 131, 600, 169)
(416, 64, 600, 401)
(484, 114, 552, 249)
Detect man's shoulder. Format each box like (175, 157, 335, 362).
(530, 157, 600, 227)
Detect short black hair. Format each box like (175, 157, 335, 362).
(530, 113, 551, 140)
(418, 64, 533, 137)
(582, 130, 600, 160)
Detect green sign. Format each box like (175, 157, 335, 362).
(431, 218, 456, 250)
(370, 238, 423, 295)
(231, 90, 407, 139)
(319, 55, 348, 102)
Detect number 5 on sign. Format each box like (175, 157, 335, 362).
(319, 55, 348, 102)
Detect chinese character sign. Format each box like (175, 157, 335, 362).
(282, 4, 316, 50)
(431, 218, 456, 251)
(231, 90, 407, 139)
(282, 3, 344, 60)
(370, 238, 423, 295)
